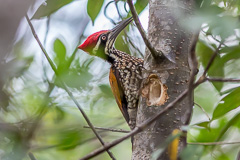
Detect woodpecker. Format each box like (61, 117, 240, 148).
(78, 17, 143, 130)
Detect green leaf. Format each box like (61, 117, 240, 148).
(220, 86, 240, 96)
(212, 87, 240, 120)
(135, 0, 148, 14)
(180, 145, 204, 160)
(215, 153, 231, 160)
(115, 31, 130, 55)
(57, 128, 84, 150)
(195, 0, 204, 8)
(196, 40, 224, 92)
(200, 3, 224, 15)
(127, 0, 148, 20)
(221, 45, 240, 63)
(87, 0, 104, 25)
(54, 38, 66, 63)
(53, 38, 67, 74)
(194, 121, 211, 131)
(99, 84, 114, 98)
(32, 0, 74, 19)
(54, 56, 94, 89)
(54, 105, 66, 122)
(188, 118, 228, 143)
(196, 40, 214, 67)
(55, 68, 93, 89)
(215, 112, 240, 142)
(208, 15, 240, 39)
(201, 0, 211, 9)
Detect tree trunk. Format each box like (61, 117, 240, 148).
(132, 0, 195, 159)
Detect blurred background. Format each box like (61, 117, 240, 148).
(0, 0, 240, 159)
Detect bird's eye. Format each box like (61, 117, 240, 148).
(101, 35, 107, 41)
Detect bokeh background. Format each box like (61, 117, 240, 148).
(0, 0, 240, 159)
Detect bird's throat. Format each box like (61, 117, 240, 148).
(106, 48, 118, 64)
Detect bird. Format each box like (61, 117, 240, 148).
(78, 17, 143, 130)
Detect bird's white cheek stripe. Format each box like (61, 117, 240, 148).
(106, 39, 114, 53)
(93, 39, 101, 54)
(105, 40, 110, 54)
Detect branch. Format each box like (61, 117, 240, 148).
(206, 77, 240, 83)
(104, 1, 117, 24)
(43, 16, 50, 47)
(201, 29, 229, 48)
(31, 136, 97, 151)
(188, 141, 240, 146)
(196, 43, 223, 86)
(127, 36, 144, 58)
(194, 102, 211, 121)
(113, 1, 144, 58)
(202, 43, 222, 76)
(0, 122, 18, 132)
(104, 1, 144, 58)
(126, 0, 162, 59)
(83, 126, 130, 133)
(188, 33, 200, 113)
(79, 79, 206, 160)
(28, 152, 37, 160)
(25, 15, 116, 160)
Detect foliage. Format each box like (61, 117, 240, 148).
(189, 1, 240, 159)
(31, 0, 74, 19)
(87, 0, 104, 25)
(0, 0, 240, 160)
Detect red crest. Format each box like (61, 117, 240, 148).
(78, 30, 108, 53)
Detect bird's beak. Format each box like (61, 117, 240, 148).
(109, 17, 133, 41)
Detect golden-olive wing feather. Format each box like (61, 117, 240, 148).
(109, 67, 129, 123)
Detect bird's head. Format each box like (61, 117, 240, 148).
(78, 17, 133, 60)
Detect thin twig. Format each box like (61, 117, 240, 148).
(197, 43, 223, 87)
(31, 134, 110, 151)
(188, 141, 240, 146)
(31, 136, 98, 151)
(194, 42, 223, 95)
(104, 1, 117, 24)
(188, 33, 200, 117)
(44, 16, 50, 47)
(79, 79, 206, 160)
(126, 0, 162, 59)
(28, 152, 37, 160)
(194, 102, 211, 121)
(127, 36, 144, 58)
(83, 126, 130, 133)
(25, 15, 116, 160)
(42, 16, 51, 82)
(206, 77, 240, 83)
(202, 43, 222, 76)
(114, 1, 123, 19)
(201, 30, 228, 48)
(113, 1, 144, 58)
(124, 1, 128, 14)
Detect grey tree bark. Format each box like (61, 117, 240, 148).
(132, 0, 195, 159)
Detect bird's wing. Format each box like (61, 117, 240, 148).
(109, 67, 129, 123)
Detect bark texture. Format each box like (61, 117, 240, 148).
(132, 0, 195, 159)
